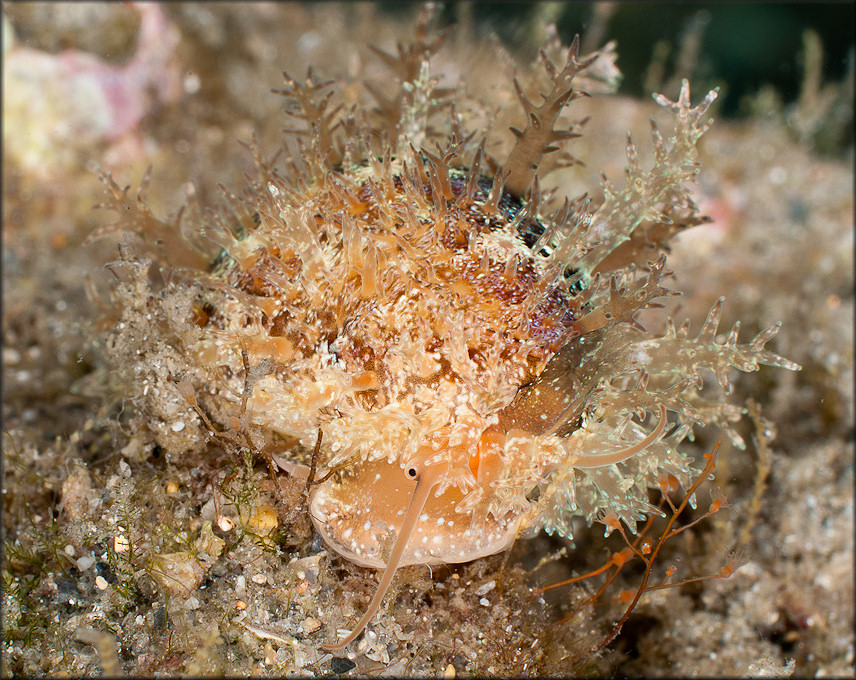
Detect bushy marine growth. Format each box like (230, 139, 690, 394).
(95, 21, 800, 645)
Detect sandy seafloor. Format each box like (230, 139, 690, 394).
(2, 4, 853, 677)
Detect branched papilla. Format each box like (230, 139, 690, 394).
(575, 254, 679, 334)
(90, 167, 215, 272)
(567, 81, 719, 277)
(272, 68, 343, 176)
(504, 34, 598, 198)
(536, 440, 743, 652)
(366, 4, 453, 146)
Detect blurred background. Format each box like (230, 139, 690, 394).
(417, 2, 855, 119)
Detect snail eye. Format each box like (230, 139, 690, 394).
(406, 466, 418, 479)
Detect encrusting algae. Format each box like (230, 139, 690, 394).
(93, 10, 801, 649)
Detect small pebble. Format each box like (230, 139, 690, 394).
(166, 482, 179, 493)
(217, 515, 234, 531)
(114, 535, 130, 554)
(475, 580, 495, 596)
(444, 663, 457, 679)
(184, 72, 201, 94)
(301, 617, 321, 634)
(64, 544, 76, 556)
(479, 597, 490, 606)
(95, 576, 108, 590)
(330, 656, 356, 674)
(248, 507, 279, 535)
(236, 600, 247, 610)
(251, 573, 267, 585)
(76, 555, 95, 571)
